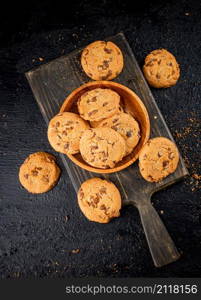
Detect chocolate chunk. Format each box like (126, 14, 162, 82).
(104, 47, 112, 54)
(84, 49, 89, 56)
(94, 197, 100, 205)
(101, 74, 108, 80)
(168, 152, 175, 159)
(91, 194, 100, 205)
(148, 175, 154, 181)
(146, 62, 154, 67)
(24, 174, 29, 179)
(64, 143, 69, 149)
(163, 160, 169, 168)
(46, 157, 54, 163)
(66, 121, 73, 125)
(126, 130, 132, 137)
(62, 131, 67, 136)
(102, 60, 109, 70)
(167, 62, 173, 66)
(90, 96, 97, 102)
(158, 59, 161, 65)
(99, 187, 107, 194)
(146, 59, 157, 66)
(91, 145, 98, 150)
(87, 96, 97, 104)
(32, 170, 38, 176)
(43, 175, 49, 183)
(101, 151, 108, 157)
(79, 189, 84, 200)
(55, 122, 60, 127)
(97, 65, 104, 71)
(158, 151, 163, 157)
(101, 70, 112, 80)
(100, 204, 106, 210)
(102, 102, 108, 107)
(88, 110, 98, 116)
(91, 202, 96, 208)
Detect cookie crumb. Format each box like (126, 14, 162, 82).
(64, 215, 69, 222)
(71, 249, 80, 254)
(192, 174, 201, 180)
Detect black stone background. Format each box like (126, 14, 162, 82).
(0, 0, 200, 278)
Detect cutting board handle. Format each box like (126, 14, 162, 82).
(137, 199, 180, 267)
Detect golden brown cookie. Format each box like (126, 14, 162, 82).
(139, 137, 180, 182)
(47, 112, 90, 155)
(81, 40, 124, 80)
(77, 178, 121, 223)
(19, 152, 61, 194)
(89, 106, 124, 127)
(79, 127, 126, 169)
(97, 112, 140, 156)
(78, 88, 120, 122)
(143, 49, 180, 88)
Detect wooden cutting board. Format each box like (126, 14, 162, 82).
(26, 32, 188, 267)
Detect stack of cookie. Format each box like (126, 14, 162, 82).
(47, 87, 141, 169)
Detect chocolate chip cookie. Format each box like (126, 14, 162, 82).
(47, 112, 90, 155)
(139, 137, 180, 182)
(19, 152, 61, 193)
(97, 112, 140, 155)
(77, 178, 122, 223)
(143, 49, 180, 88)
(77, 88, 120, 122)
(81, 40, 124, 80)
(79, 127, 126, 169)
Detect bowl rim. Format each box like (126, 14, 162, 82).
(60, 80, 150, 174)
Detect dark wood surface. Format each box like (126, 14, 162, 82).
(0, 0, 200, 278)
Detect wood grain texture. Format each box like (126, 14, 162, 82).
(26, 32, 189, 267)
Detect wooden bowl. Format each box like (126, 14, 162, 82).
(60, 81, 150, 174)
